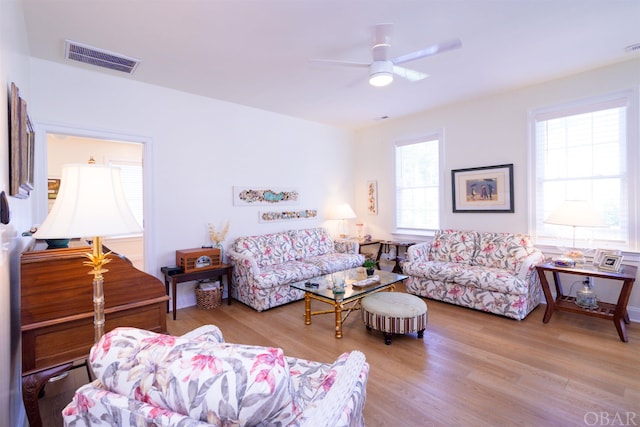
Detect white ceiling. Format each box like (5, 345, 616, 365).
(21, 0, 640, 130)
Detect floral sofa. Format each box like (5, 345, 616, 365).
(227, 228, 365, 311)
(63, 325, 369, 427)
(401, 229, 545, 320)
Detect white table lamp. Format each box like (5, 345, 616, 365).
(545, 200, 608, 249)
(330, 203, 357, 238)
(34, 159, 142, 342)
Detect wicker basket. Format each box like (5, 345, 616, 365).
(195, 283, 222, 310)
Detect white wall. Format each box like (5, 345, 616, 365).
(354, 58, 640, 318)
(0, 0, 33, 424)
(29, 58, 356, 309)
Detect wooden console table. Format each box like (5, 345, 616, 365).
(161, 264, 233, 320)
(535, 261, 637, 342)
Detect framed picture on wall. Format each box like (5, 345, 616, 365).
(452, 164, 514, 213)
(9, 82, 35, 199)
(367, 180, 378, 215)
(48, 178, 61, 200)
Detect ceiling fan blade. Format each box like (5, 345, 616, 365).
(391, 38, 462, 65)
(392, 65, 428, 82)
(310, 59, 369, 68)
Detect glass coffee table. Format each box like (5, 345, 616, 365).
(290, 268, 408, 338)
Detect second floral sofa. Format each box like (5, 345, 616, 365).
(401, 229, 545, 320)
(227, 227, 365, 311)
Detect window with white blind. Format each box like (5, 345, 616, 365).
(109, 160, 143, 230)
(531, 91, 638, 251)
(395, 136, 442, 233)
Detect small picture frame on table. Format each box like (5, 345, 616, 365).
(593, 249, 621, 267)
(599, 254, 623, 272)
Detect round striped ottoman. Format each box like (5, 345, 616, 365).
(361, 292, 428, 345)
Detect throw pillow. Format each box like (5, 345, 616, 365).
(90, 327, 300, 426)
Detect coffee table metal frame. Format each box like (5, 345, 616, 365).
(290, 269, 408, 338)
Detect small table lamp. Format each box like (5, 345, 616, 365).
(34, 160, 142, 342)
(330, 203, 357, 238)
(544, 200, 608, 263)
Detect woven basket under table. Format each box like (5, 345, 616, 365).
(195, 284, 222, 309)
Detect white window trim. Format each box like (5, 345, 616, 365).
(393, 130, 445, 237)
(528, 89, 640, 255)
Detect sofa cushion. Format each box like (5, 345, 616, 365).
(429, 229, 477, 263)
(232, 232, 297, 268)
(403, 261, 529, 295)
(254, 261, 322, 288)
(303, 252, 365, 274)
(454, 265, 529, 295)
(472, 232, 536, 273)
(90, 327, 300, 426)
(402, 261, 469, 283)
(289, 228, 335, 259)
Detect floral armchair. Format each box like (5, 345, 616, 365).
(62, 326, 369, 427)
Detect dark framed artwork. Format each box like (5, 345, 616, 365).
(452, 163, 514, 213)
(9, 82, 35, 199)
(48, 178, 61, 200)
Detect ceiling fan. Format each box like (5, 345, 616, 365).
(313, 23, 462, 87)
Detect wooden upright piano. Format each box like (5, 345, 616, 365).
(20, 240, 169, 427)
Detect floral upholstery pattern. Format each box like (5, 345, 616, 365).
(292, 351, 369, 427)
(228, 228, 365, 311)
(289, 228, 335, 258)
(254, 261, 323, 289)
(91, 328, 299, 425)
(402, 230, 544, 320)
(428, 229, 477, 263)
(232, 232, 297, 268)
(303, 253, 366, 275)
(473, 232, 537, 273)
(63, 326, 369, 427)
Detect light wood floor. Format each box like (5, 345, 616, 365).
(41, 282, 640, 426)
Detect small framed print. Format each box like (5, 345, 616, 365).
(48, 178, 61, 200)
(367, 180, 378, 215)
(593, 249, 621, 267)
(599, 254, 623, 272)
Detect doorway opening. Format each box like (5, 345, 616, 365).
(45, 133, 145, 269)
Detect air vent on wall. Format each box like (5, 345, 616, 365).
(64, 40, 140, 74)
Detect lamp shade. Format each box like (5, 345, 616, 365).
(34, 163, 142, 239)
(544, 200, 608, 228)
(329, 203, 357, 220)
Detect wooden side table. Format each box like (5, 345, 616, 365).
(358, 239, 380, 263)
(161, 264, 233, 320)
(377, 240, 416, 273)
(535, 261, 637, 342)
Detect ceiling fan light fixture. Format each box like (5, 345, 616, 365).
(369, 72, 393, 87)
(369, 61, 394, 87)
